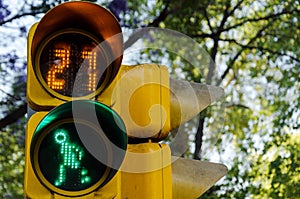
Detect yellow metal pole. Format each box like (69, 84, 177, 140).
(120, 143, 172, 199)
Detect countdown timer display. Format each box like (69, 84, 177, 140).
(35, 30, 110, 99)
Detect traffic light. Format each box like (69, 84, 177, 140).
(27, 1, 123, 110)
(25, 1, 227, 199)
(25, 1, 126, 198)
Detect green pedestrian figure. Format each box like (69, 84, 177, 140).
(54, 130, 91, 186)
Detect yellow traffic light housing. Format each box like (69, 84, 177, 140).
(27, 1, 123, 110)
(25, 2, 127, 198)
(98, 64, 170, 141)
(120, 143, 172, 199)
(25, 1, 227, 199)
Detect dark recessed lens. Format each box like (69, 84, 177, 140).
(39, 33, 106, 97)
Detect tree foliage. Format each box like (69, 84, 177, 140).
(0, 0, 299, 198)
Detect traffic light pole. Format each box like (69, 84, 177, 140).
(120, 143, 172, 199)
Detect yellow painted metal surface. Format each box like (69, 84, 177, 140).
(98, 64, 170, 141)
(27, 23, 64, 111)
(99, 64, 226, 140)
(120, 143, 172, 199)
(172, 157, 228, 199)
(24, 112, 53, 199)
(169, 79, 224, 131)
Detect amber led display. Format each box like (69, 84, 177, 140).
(35, 31, 107, 99)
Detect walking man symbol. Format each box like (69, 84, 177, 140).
(54, 130, 91, 186)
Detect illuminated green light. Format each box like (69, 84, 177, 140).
(54, 129, 68, 143)
(81, 169, 88, 175)
(35, 122, 107, 191)
(53, 130, 90, 187)
(30, 100, 127, 195)
(81, 176, 91, 184)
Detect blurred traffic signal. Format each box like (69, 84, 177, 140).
(25, 1, 227, 199)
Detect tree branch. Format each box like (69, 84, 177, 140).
(203, 8, 214, 33)
(219, 38, 300, 62)
(0, 11, 44, 26)
(148, 2, 171, 27)
(206, 1, 232, 84)
(188, 32, 213, 39)
(191, 0, 244, 39)
(0, 103, 27, 130)
(194, 115, 205, 160)
(124, 29, 151, 50)
(194, 1, 235, 160)
(220, 8, 300, 33)
(228, 0, 244, 17)
(124, 3, 172, 50)
(0, 88, 22, 102)
(218, 0, 231, 33)
(217, 18, 278, 86)
(226, 103, 250, 109)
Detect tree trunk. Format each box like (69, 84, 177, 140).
(193, 112, 206, 160)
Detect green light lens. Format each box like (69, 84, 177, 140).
(38, 122, 106, 191)
(31, 100, 127, 195)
